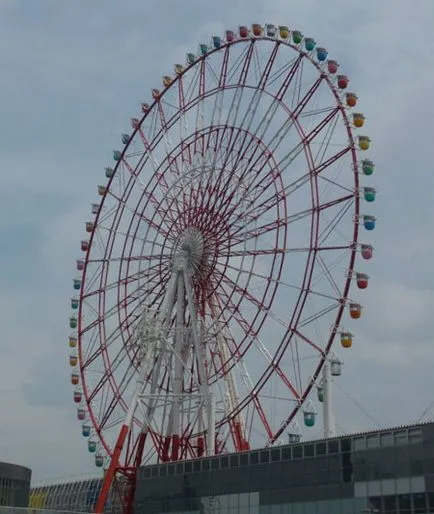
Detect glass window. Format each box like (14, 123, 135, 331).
(230, 454, 239, 467)
(316, 442, 326, 455)
(366, 434, 379, 448)
(398, 494, 411, 513)
(409, 428, 423, 444)
(413, 492, 427, 514)
(211, 458, 219, 470)
(353, 436, 365, 451)
(250, 451, 259, 464)
(203, 459, 210, 471)
(240, 453, 248, 466)
(143, 468, 151, 478)
(304, 444, 314, 457)
(380, 431, 394, 447)
(292, 445, 302, 459)
(369, 496, 382, 512)
(271, 448, 280, 462)
(221, 456, 229, 468)
(193, 460, 201, 472)
(184, 461, 192, 473)
(175, 463, 183, 474)
(151, 466, 159, 477)
(159, 465, 167, 476)
(341, 438, 351, 452)
(281, 447, 291, 460)
(395, 430, 408, 445)
(168, 463, 175, 475)
(261, 450, 270, 463)
(328, 440, 338, 453)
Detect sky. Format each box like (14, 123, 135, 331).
(1, 0, 434, 484)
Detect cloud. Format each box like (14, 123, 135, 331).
(2, 0, 434, 483)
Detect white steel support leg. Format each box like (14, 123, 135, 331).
(139, 273, 178, 434)
(322, 360, 335, 438)
(207, 393, 216, 456)
(183, 265, 215, 456)
(170, 271, 185, 438)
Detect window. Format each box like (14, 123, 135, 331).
(230, 454, 239, 467)
(167, 464, 175, 475)
(271, 448, 280, 462)
(398, 494, 411, 514)
(240, 453, 248, 466)
(380, 431, 393, 447)
(293, 445, 302, 459)
(395, 430, 408, 445)
(250, 451, 259, 464)
(341, 438, 351, 452)
(175, 463, 183, 474)
(366, 434, 379, 448)
(413, 493, 427, 514)
(184, 461, 192, 473)
(328, 440, 339, 453)
(221, 456, 229, 468)
(409, 428, 423, 444)
(151, 467, 159, 477)
(316, 442, 326, 455)
(203, 459, 210, 471)
(260, 450, 270, 463)
(281, 447, 291, 460)
(304, 444, 314, 457)
(353, 436, 365, 451)
(159, 465, 167, 476)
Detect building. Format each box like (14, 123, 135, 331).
(134, 421, 434, 514)
(29, 478, 123, 513)
(0, 461, 31, 507)
(28, 421, 434, 513)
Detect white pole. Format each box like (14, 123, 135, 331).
(322, 360, 335, 438)
(207, 393, 216, 456)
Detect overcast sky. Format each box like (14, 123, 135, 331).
(1, 0, 434, 484)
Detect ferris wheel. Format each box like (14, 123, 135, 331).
(68, 23, 376, 512)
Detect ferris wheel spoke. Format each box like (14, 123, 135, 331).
(176, 77, 193, 171)
(226, 244, 351, 257)
(318, 199, 354, 245)
(105, 190, 173, 240)
(227, 40, 255, 85)
(254, 146, 353, 214)
(315, 253, 344, 297)
(87, 254, 168, 264)
(127, 154, 182, 226)
(228, 210, 309, 245)
(219, 46, 257, 169)
(215, 271, 288, 333)
(81, 261, 164, 300)
(292, 328, 324, 355)
(223, 260, 340, 303)
(224, 54, 305, 173)
(216, 279, 301, 402)
(80, 262, 103, 296)
(271, 108, 340, 178)
(85, 345, 131, 402)
(298, 302, 339, 328)
(89, 278, 165, 334)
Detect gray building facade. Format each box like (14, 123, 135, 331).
(134, 422, 434, 513)
(0, 462, 31, 507)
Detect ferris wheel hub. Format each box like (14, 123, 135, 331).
(173, 226, 215, 278)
